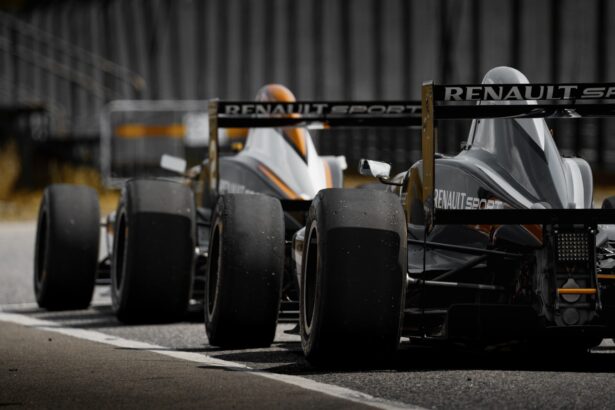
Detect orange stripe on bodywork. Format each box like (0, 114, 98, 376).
(226, 128, 248, 139)
(557, 288, 597, 295)
(597, 274, 615, 280)
(114, 123, 185, 139)
(322, 160, 333, 188)
(258, 84, 308, 159)
(283, 127, 307, 158)
(258, 164, 300, 199)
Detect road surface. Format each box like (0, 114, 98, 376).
(2, 221, 615, 409)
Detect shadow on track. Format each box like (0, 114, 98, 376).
(244, 341, 615, 375)
(9, 303, 615, 377)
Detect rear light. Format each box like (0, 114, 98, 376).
(556, 231, 590, 261)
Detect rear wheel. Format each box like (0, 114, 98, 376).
(111, 179, 195, 323)
(34, 184, 100, 310)
(205, 194, 285, 348)
(300, 188, 407, 364)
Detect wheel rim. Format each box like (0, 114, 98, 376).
(207, 224, 221, 318)
(35, 210, 48, 290)
(302, 224, 318, 335)
(113, 213, 127, 293)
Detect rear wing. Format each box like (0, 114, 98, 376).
(421, 82, 615, 227)
(207, 100, 421, 196)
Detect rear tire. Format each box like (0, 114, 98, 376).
(300, 188, 407, 364)
(34, 184, 100, 310)
(205, 194, 285, 348)
(111, 179, 195, 323)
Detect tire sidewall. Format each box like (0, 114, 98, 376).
(300, 217, 324, 358)
(33, 190, 51, 305)
(205, 197, 224, 337)
(111, 196, 130, 314)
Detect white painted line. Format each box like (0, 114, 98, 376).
(0, 300, 108, 311)
(0, 311, 424, 410)
(0, 302, 40, 309)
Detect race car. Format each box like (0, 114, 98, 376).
(200, 84, 346, 347)
(399, 66, 615, 351)
(33, 84, 345, 342)
(291, 66, 615, 362)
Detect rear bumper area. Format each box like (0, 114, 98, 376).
(440, 304, 615, 342)
(445, 304, 539, 342)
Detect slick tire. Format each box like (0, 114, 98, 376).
(300, 188, 407, 364)
(111, 179, 195, 323)
(34, 184, 100, 310)
(205, 194, 284, 348)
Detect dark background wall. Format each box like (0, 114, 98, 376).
(1, 0, 614, 175)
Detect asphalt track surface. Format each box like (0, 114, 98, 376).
(2, 221, 615, 409)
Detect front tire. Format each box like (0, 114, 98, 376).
(34, 184, 100, 310)
(111, 179, 195, 323)
(205, 194, 285, 348)
(300, 188, 407, 364)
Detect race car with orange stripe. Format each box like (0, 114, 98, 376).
(198, 85, 347, 346)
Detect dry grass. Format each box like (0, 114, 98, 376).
(0, 165, 119, 222)
(0, 188, 119, 221)
(0, 140, 21, 200)
(0, 139, 120, 221)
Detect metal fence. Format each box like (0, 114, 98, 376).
(1, 0, 614, 173)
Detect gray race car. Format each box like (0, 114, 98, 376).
(292, 67, 615, 362)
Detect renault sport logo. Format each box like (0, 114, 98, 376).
(221, 103, 420, 116)
(434, 189, 504, 210)
(439, 84, 615, 101)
